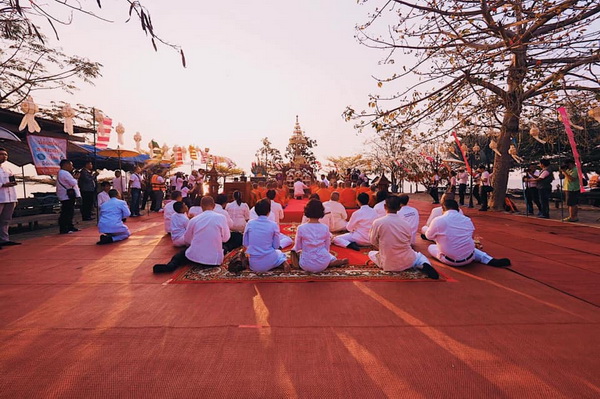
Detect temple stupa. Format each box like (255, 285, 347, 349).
(288, 115, 308, 165)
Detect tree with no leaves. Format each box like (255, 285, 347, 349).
(345, 0, 600, 210)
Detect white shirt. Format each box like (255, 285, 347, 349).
(56, 169, 81, 201)
(269, 200, 284, 224)
(293, 180, 308, 197)
(98, 198, 130, 234)
(250, 206, 279, 224)
(458, 171, 469, 185)
(374, 201, 386, 218)
(450, 176, 457, 187)
(163, 200, 176, 233)
(170, 212, 189, 246)
(129, 173, 142, 189)
(481, 171, 491, 186)
(370, 213, 416, 271)
(175, 177, 184, 191)
(112, 175, 127, 194)
(321, 178, 330, 187)
(293, 222, 334, 272)
(225, 201, 250, 233)
(97, 191, 110, 208)
(423, 206, 463, 230)
(398, 205, 419, 244)
(181, 187, 189, 198)
(169, 175, 177, 187)
(426, 210, 475, 261)
(214, 204, 234, 229)
(323, 200, 347, 232)
(346, 205, 378, 244)
(0, 163, 17, 203)
(188, 206, 203, 218)
(184, 210, 230, 265)
(526, 170, 539, 188)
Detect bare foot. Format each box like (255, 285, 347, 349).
(329, 258, 349, 268)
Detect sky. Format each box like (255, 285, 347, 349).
(28, 0, 393, 173)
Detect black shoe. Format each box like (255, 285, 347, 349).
(69, 227, 80, 232)
(0, 241, 21, 246)
(479, 208, 487, 212)
(82, 218, 93, 221)
(347, 242, 361, 251)
(420, 263, 439, 280)
(153, 264, 172, 273)
(487, 258, 511, 267)
(96, 234, 113, 245)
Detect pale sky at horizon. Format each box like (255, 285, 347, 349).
(27, 0, 395, 173)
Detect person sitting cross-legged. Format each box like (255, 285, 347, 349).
(332, 192, 377, 251)
(153, 196, 231, 273)
(249, 190, 293, 248)
(170, 201, 189, 247)
(163, 190, 182, 234)
(369, 195, 439, 279)
(425, 199, 511, 268)
(97, 189, 131, 245)
(290, 199, 348, 272)
(244, 199, 291, 273)
(322, 191, 348, 233)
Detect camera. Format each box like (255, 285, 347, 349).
(8, 175, 16, 183)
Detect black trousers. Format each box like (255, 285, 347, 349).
(80, 191, 95, 219)
(473, 185, 481, 205)
(538, 187, 551, 218)
(525, 187, 542, 214)
(429, 187, 439, 203)
(140, 189, 152, 210)
(480, 186, 489, 210)
(130, 188, 141, 215)
(151, 190, 164, 212)
(162, 249, 219, 272)
(59, 199, 75, 233)
(458, 183, 467, 205)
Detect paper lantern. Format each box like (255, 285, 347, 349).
(62, 103, 75, 135)
(19, 96, 41, 133)
(134, 132, 142, 152)
(116, 123, 125, 146)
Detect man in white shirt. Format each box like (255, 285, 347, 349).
(129, 166, 143, 216)
(322, 192, 347, 233)
(170, 201, 189, 247)
(478, 165, 491, 211)
(457, 168, 469, 206)
(97, 182, 111, 208)
(369, 196, 439, 279)
(420, 194, 464, 239)
(320, 174, 330, 187)
(333, 192, 377, 251)
(397, 194, 419, 245)
(97, 189, 131, 245)
(373, 190, 389, 218)
(112, 170, 127, 197)
(293, 178, 308, 200)
(153, 196, 231, 273)
(215, 194, 241, 252)
(163, 191, 182, 233)
(0, 147, 19, 246)
(426, 199, 511, 267)
(56, 159, 81, 234)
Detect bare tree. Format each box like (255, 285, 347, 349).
(345, 0, 600, 210)
(255, 137, 283, 175)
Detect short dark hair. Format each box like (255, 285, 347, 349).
(108, 189, 119, 198)
(357, 192, 369, 205)
(0, 147, 6, 152)
(59, 159, 71, 167)
(100, 181, 111, 188)
(170, 190, 182, 200)
(376, 190, 388, 203)
(216, 194, 228, 205)
(304, 199, 325, 219)
(397, 194, 409, 206)
(192, 197, 202, 207)
(443, 199, 460, 211)
(540, 159, 550, 167)
(266, 189, 276, 200)
(309, 193, 321, 201)
(255, 198, 271, 216)
(384, 195, 401, 212)
(173, 201, 185, 213)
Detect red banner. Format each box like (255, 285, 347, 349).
(451, 132, 471, 174)
(557, 107, 585, 193)
(26, 135, 67, 175)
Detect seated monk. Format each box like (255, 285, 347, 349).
(276, 181, 289, 207)
(249, 183, 261, 208)
(368, 185, 378, 207)
(316, 182, 332, 202)
(310, 182, 319, 195)
(257, 181, 268, 199)
(356, 182, 370, 195)
(339, 181, 357, 209)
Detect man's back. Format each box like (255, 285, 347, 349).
(398, 205, 419, 243)
(340, 188, 357, 208)
(370, 214, 415, 270)
(99, 198, 130, 233)
(184, 211, 230, 265)
(347, 205, 377, 242)
(426, 210, 475, 259)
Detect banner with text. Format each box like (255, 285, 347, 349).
(26, 135, 68, 175)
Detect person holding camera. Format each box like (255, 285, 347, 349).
(57, 159, 81, 234)
(78, 161, 98, 221)
(0, 147, 20, 246)
(560, 159, 580, 222)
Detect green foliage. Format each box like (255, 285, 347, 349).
(255, 137, 282, 175)
(285, 135, 318, 169)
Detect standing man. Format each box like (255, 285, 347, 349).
(369, 196, 439, 279)
(112, 170, 127, 197)
(478, 165, 491, 211)
(457, 167, 469, 206)
(150, 169, 166, 212)
(560, 159, 580, 222)
(56, 159, 81, 234)
(523, 163, 542, 216)
(77, 161, 97, 221)
(293, 178, 308, 200)
(428, 170, 440, 204)
(320, 174, 330, 187)
(0, 147, 20, 246)
(129, 166, 143, 216)
(532, 159, 553, 219)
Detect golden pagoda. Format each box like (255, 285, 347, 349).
(288, 115, 308, 165)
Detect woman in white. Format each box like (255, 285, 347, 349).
(225, 191, 250, 233)
(291, 199, 348, 272)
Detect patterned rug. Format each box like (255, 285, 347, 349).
(171, 224, 447, 284)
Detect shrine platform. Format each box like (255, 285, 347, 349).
(0, 199, 598, 397)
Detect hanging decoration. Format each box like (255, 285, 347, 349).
(529, 124, 546, 144)
(161, 143, 170, 159)
(116, 123, 125, 146)
(61, 103, 75, 135)
(508, 144, 524, 163)
(134, 132, 142, 152)
(19, 96, 41, 133)
(149, 140, 161, 158)
(451, 132, 472, 174)
(173, 145, 184, 166)
(489, 139, 501, 157)
(189, 145, 198, 160)
(94, 110, 112, 149)
(557, 107, 586, 193)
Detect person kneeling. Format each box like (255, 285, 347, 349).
(369, 196, 439, 279)
(425, 199, 511, 268)
(153, 196, 230, 273)
(290, 199, 348, 272)
(170, 201, 189, 247)
(97, 189, 131, 245)
(243, 199, 290, 273)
